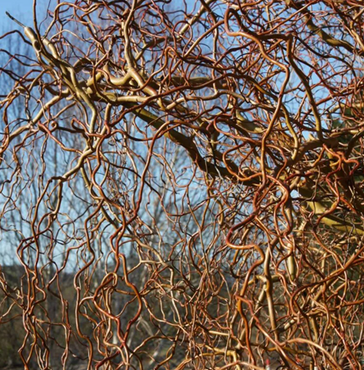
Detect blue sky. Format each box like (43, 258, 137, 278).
(1, 0, 40, 31)
(2, 0, 33, 12)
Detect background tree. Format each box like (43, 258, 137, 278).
(2, 1, 364, 369)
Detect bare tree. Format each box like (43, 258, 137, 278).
(2, 1, 364, 369)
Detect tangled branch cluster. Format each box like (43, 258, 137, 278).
(1, 0, 364, 369)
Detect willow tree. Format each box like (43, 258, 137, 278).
(1, 1, 364, 369)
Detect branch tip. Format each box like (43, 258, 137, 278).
(5, 12, 26, 28)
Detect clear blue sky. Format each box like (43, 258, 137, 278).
(2, 0, 33, 13)
(1, 0, 40, 31)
